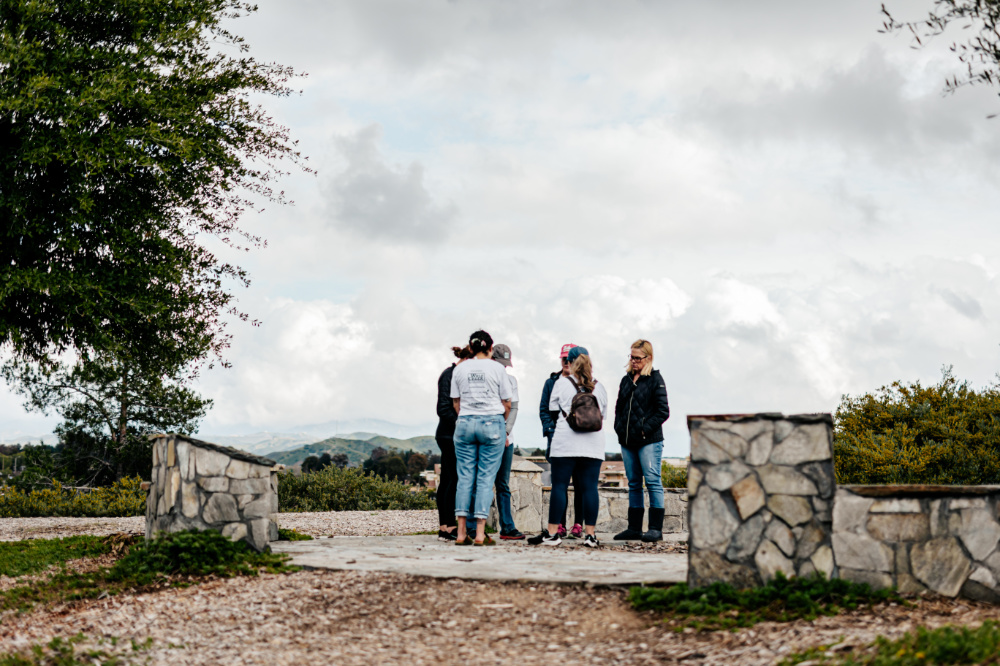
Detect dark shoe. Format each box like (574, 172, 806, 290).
(614, 507, 645, 541)
(527, 532, 562, 546)
(473, 534, 496, 546)
(438, 529, 458, 542)
(583, 534, 600, 548)
(642, 507, 665, 542)
(455, 535, 474, 546)
(500, 529, 525, 540)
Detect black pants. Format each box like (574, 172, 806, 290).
(548, 457, 602, 527)
(546, 435, 585, 525)
(436, 437, 458, 528)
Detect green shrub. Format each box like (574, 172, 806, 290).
(782, 620, 1000, 665)
(107, 529, 290, 585)
(630, 573, 900, 631)
(834, 369, 1000, 485)
(0, 634, 150, 666)
(0, 477, 146, 517)
(277, 466, 435, 512)
(661, 462, 688, 488)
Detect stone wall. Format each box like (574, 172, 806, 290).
(493, 456, 688, 534)
(687, 413, 837, 588)
(146, 434, 279, 552)
(834, 486, 1000, 601)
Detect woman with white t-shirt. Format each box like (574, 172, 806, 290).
(449, 329, 512, 546)
(528, 345, 608, 548)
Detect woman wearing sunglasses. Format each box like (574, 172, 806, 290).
(612, 339, 670, 542)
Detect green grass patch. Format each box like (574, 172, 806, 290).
(630, 573, 901, 631)
(0, 530, 296, 614)
(276, 528, 313, 541)
(0, 634, 151, 665)
(0, 535, 131, 577)
(781, 620, 1000, 665)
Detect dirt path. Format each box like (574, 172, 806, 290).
(2, 569, 1000, 665)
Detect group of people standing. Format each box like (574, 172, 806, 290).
(434, 330, 670, 548)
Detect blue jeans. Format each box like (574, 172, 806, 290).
(494, 442, 515, 533)
(621, 440, 664, 510)
(454, 415, 506, 520)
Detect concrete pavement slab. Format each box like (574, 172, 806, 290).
(272, 534, 688, 586)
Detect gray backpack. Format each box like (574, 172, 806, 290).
(562, 377, 603, 433)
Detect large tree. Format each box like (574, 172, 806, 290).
(883, 0, 1000, 110)
(2, 350, 211, 487)
(0, 0, 307, 366)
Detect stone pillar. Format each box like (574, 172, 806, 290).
(146, 433, 280, 552)
(687, 413, 836, 588)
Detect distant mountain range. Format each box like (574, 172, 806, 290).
(265, 435, 437, 468)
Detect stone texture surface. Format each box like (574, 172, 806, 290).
(730, 475, 766, 520)
(687, 414, 836, 588)
(146, 434, 279, 552)
(833, 487, 1000, 600)
(911, 537, 973, 597)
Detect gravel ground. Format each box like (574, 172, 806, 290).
(0, 511, 440, 541)
(1, 569, 999, 665)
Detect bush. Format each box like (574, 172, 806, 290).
(661, 462, 688, 488)
(834, 369, 1000, 485)
(108, 530, 289, 585)
(277, 466, 435, 512)
(0, 477, 146, 517)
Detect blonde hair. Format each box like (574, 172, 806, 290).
(570, 354, 596, 392)
(624, 339, 654, 376)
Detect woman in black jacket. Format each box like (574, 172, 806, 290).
(434, 345, 473, 540)
(613, 339, 670, 542)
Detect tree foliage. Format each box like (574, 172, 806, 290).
(0, 0, 307, 365)
(882, 0, 1000, 112)
(834, 369, 1000, 485)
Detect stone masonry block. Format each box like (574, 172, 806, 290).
(195, 447, 230, 477)
(230, 478, 270, 495)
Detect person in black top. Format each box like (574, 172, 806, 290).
(612, 339, 670, 542)
(435, 345, 473, 540)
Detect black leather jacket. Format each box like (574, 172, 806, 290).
(435, 364, 458, 440)
(613, 369, 669, 450)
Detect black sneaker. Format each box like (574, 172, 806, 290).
(438, 529, 458, 542)
(583, 534, 600, 548)
(527, 532, 562, 546)
(500, 529, 525, 540)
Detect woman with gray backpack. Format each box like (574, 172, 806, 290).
(528, 346, 607, 548)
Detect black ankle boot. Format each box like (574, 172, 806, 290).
(614, 507, 644, 540)
(642, 507, 664, 542)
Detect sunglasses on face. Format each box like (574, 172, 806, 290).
(561, 358, 570, 364)
(630, 355, 647, 362)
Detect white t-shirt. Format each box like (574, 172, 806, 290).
(548, 375, 608, 459)
(450, 358, 513, 416)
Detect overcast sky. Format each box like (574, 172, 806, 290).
(4, 0, 1000, 455)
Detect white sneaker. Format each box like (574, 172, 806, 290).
(583, 534, 600, 548)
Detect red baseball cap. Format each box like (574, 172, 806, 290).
(560, 343, 578, 358)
